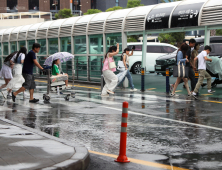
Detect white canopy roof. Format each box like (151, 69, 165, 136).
(0, 0, 222, 39)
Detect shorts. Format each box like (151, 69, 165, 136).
(22, 74, 36, 90)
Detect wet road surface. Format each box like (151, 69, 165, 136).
(0, 76, 222, 170)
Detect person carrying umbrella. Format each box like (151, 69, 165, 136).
(12, 43, 44, 103)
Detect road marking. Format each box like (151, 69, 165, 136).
(203, 100, 222, 104)
(35, 80, 100, 90)
(175, 90, 182, 92)
(102, 106, 222, 132)
(147, 88, 156, 91)
(89, 150, 189, 170)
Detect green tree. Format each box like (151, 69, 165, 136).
(55, 8, 73, 19)
(216, 29, 222, 36)
(127, 37, 137, 42)
(84, 9, 102, 15)
(106, 6, 123, 12)
(158, 32, 185, 47)
(127, 0, 144, 8)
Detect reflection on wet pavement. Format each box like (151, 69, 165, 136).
(1, 80, 222, 169)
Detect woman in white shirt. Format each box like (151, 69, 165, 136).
(119, 47, 137, 91)
(1, 47, 27, 98)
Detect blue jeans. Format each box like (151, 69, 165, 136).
(120, 67, 134, 89)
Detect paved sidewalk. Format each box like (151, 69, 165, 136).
(0, 118, 90, 170)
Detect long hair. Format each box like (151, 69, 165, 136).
(105, 46, 117, 59)
(15, 47, 27, 63)
(121, 48, 130, 61)
(4, 51, 18, 62)
(176, 43, 188, 63)
(194, 43, 199, 50)
(52, 59, 58, 68)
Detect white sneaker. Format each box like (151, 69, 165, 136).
(101, 94, 109, 97)
(192, 93, 198, 100)
(208, 90, 215, 94)
(1, 91, 7, 99)
(170, 93, 178, 97)
(65, 86, 71, 89)
(130, 88, 138, 92)
(107, 90, 114, 94)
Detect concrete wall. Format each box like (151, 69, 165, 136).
(0, 18, 45, 29)
(0, 0, 7, 13)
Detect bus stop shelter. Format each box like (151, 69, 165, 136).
(0, 0, 222, 82)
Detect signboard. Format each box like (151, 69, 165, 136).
(146, 7, 174, 30)
(171, 2, 204, 28)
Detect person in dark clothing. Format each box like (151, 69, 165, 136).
(170, 39, 196, 92)
(12, 43, 44, 103)
(186, 39, 196, 92)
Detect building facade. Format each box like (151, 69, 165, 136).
(94, 0, 160, 12)
(0, 0, 83, 19)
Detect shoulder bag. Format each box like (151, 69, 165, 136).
(173, 61, 189, 78)
(107, 53, 116, 70)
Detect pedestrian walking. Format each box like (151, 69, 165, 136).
(170, 43, 191, 97)
(192, 45, 215, 99)
(170, 39, 196, 91)
(190, 43, 200, 71)
(101, 44, 119, 96)
(12, 43, 44, 103)
(119, 48, 137, 91)
(0, 51, 17, 90)
(1, 47, 27, 99)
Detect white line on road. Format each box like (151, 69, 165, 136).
(102, 106, 222, 132)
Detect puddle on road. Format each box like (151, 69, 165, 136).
(1, 90, 222, 170)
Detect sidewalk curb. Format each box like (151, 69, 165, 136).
(0, 118, 90, 170)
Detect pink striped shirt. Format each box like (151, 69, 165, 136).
(102, 56, 116, 72)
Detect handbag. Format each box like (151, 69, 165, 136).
(107, 53, 116, 70)
(117, 60, 125, 71)
(117, 53, 127, 71)
(173, 61, 189, 78)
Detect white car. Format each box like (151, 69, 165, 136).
(127, 42, 178, 74)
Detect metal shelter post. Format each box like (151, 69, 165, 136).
(142, 31, 147, 70)
(204, 26, 210, 46)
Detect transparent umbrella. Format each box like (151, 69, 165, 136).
(44, 52, 74, 66)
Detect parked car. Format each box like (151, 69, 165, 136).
(127, 42, 178, 74)
(155, 43, 222, 76)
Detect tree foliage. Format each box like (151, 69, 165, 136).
(158, 32, 185, 46)
(106, 6, 123, 12)
(216, 29, 222, 36)
(84, 9, 102, 15)
(55, 8, 73, 19)
(126, 0, 144, 8)
(127, 37, 138, 42)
